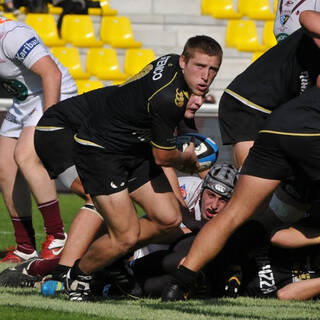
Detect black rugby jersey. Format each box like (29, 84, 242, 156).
(260, 86, 320, 135)
(76, 54, 191, 153)
(38, 85, 117, 131)
(224, 29, 320, 114)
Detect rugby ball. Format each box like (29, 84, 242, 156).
(176, 133, 219, 171)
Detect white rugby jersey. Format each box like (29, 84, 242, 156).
(274, 0, 320, 42)
(133, 175, 203, 260)
(178, 176, 203, 222)
(0, 17, 75, 122)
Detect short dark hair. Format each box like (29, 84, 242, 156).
(181, 35, 223, 63)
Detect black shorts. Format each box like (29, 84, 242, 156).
(241, 132, 320, 181)
(74, 141, 163, 196)
(34, 127, 75, 179)
(218, 92, 269, 145)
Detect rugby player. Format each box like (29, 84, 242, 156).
(0, 16, 77, 263)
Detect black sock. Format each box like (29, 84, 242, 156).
(173, 265, 197, 289)
(52, 264, 70, 281)
(70, 259, 88, 279)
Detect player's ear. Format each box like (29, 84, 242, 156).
(179, 55, 186, 70)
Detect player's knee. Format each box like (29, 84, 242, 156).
(158, 210, 182, 231)
(14, 148, 34, 168)
(116, 232, 140, 254)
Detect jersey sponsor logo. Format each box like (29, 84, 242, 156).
(179, 184, 187, 200)
(15, 37, 40, 62)
(299, 71, 310, 94)
(152, 55, 170, 81)
(280, 15, 289, 25)
(110, 181, 125, 189)
(258, 264, 277, 295)
(174, 88, 185, 107)
(4, 111, 19, 124)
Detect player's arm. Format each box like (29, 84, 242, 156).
(162, 166, 187, 206)
(153, 143, 199, 174)
(299, 10, 320, 42)
(270, 226, 320, 248)
(277, 277, 320, 300)
(30, 55, 62, 111)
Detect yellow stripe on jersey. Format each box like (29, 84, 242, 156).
(225, 89, 272, 114)
(74, 134, 105, 149)
(147, 72, 178, 113)
(260, 130, 320, 136)
(151, 141, 176, 150)
(35, 126, 64, 131)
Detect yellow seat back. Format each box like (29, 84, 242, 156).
(86, 48, 128, 80)
(236, 20, 266, 52)
(263, 21, 277, 48)
(61, 15, 102, 47)
(51, 47, 89, 79)
(246, 0, 275, 20)
(100, 16, 141, 48)
(124, 49, 156, 76)
(25, 14, 65, 46)
(76, 80, 103, 94)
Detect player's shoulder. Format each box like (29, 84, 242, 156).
(178, 176, 203, 192)
(149, 54, 180, 82)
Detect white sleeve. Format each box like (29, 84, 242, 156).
(178, 176, 203, 210)
(3, 26, 49, 69)
(315, 0, 320, 11)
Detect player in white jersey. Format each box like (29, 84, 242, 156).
(0, 16, 77, 263)
(274, 0, 320, 42)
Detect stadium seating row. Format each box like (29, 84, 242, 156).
(24, 14, 141, 48)
(51, 47, 155, 82)
(226, 19, 276, 52)
(202, 0, 277, 21)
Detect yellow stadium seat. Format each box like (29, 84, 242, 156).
(76, 80, 103, 94)
(100, 16, 142, 48)
(51, 47, 89, 79)
(201, 0, 242, 19)
(246, 0, 275, 20)
(89, 0, 118, 15)
(236, 20, 266, 52)
(124, 49, 156, 76)
(86, 48, 128, 81)
(48, 3, 63, 14)
(263, 21, 277, 48)
(225, 20, 242, 48)
(238, 0, 250, 16)
(274, 0, 278, 13)
(25, 14, 65, 46)
(61, 15, 102, 47)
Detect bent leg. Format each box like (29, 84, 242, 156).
(79, 190, 140, 274)
(130, 173, 182, 248)
(59, 207, 104, 267)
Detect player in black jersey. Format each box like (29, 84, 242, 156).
(51, 35, 223, 301)
(162, 84, 320, 301)
(219, 15, 320, 168)
(33, 90, 203, 274)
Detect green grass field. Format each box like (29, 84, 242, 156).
(0, 193, 319, 320)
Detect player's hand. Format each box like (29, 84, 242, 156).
(180, 141, 200, 174)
